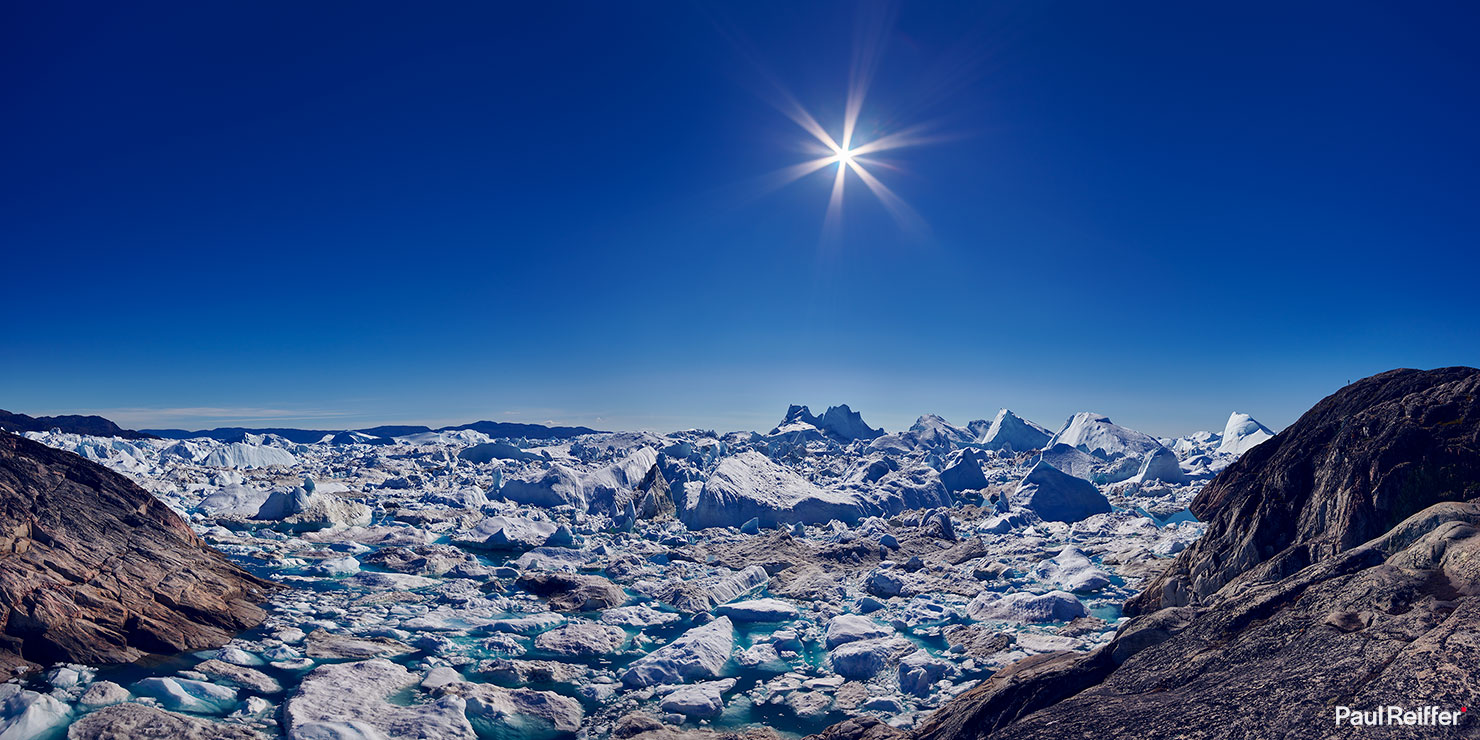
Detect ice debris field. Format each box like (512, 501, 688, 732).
(6, 406, 1274, 739)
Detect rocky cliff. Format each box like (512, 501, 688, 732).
(0, 432, 273, 672)
(812, 367, 1480, 740)
(1130, 366, 1480, 613)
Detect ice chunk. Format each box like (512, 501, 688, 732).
(714, 598, 799, 622)
(453, 516, 561, 551)
(967, 590, 1087, 623)
(283, 659, 475, 739)
(195, 484, 270, 517)
(659, 679, 736, 718)
(1135, 446, 1187, 484)
(132, 677, 238, 715)
(828, 637, 912, 679)
(1033, 546, 1111, 593)
(0, 684, 69, 738)
(621, 617, 735, 687)
(1012, 461, 1112, 523)
(439, 682, 583, 735)
(495, 465, 585, 509)
(939, 449, 990, 493)
(825, 614, 892, 648)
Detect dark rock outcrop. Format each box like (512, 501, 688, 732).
(900, 502, 1480, 740)
(812, 368, 1480, 740)
(1130, 366, 1480, 614)
(0, 409, 154, 439)
(515, 571, 627, 612)
(0, 432, 273, 672)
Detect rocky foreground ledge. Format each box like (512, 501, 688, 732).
(0, 432, 273, 672)
(804, 367, 1480, 740)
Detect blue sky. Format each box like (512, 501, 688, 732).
(3, 2, 1477, 437)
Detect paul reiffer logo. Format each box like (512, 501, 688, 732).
(1334, 705, 1467, 727)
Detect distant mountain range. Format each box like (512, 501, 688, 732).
(0, 409, 157, 440)
(141, 419, 602, 443)
(1, 408, 600, 443)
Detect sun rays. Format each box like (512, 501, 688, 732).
(756, 6, 935, 241)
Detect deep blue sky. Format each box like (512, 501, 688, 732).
(4, 2, 1477, 436)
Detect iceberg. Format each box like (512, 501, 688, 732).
(977, 408, 1052, 452)
(1012, 460, 1112, 522)
(200, 442, 298, 469)
(1046, 412, 1165, 460)
(1216, 411, 1275, 455)
(682, 452, 872, 529)
(908, 414, 973, 448)
(621, 618, 735, 687)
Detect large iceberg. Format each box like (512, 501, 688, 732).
(683, 452, 870, 529)
(977, 408, 1052, 452)
(1046, 412, 1165, 461)
(1012, 460, 1112, 522)
(200, 442, 298, 469)
(457, 441, 542, 463)
(1135, 445, 1188, 484)
(1036, 443, 1101, 481)
(816, 404, 884, 441)
(495, 465, 586, 509)
(908, 414, 973, 448)
(1216, 412, 1275, 455)
(766, 404, 882, 442)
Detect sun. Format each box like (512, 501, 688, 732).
(763, 89, 936, 239)
(830, 144, 856, 168)
(747, 4, 945, 239)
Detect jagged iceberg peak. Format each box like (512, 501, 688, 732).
(768, 403, 882, 442)
(817, 404, 883, 441)
(977, 409, 1052, 452)
(782, 404, 818, 426)
(1217, 411, 1275, 455)
(1046, 411, 1166, 461)
(908, 414, 973, 447)
(769, 405, 820, 436)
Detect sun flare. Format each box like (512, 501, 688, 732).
(830, 144, 856, 167)
(765, 78, 940, 239)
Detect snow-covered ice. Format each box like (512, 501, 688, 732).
(7, 401, 1263, 738)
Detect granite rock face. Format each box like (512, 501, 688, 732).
(0, 432, 273, 671)
(1130, 366, 1480, 613)
(902, 502, 1480, 740)
(811, 368, 1480, 740)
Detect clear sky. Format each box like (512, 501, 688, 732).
(3, 2, 1478, 437)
